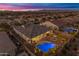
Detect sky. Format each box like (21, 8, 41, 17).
(0, 3, 79, 11)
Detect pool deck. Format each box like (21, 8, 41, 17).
(31, 30, 73, 55)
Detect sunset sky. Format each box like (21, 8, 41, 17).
(0, 3, 79, 11)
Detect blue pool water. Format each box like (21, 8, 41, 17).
(36, 42, 56, 53)
(64, 28, 77, 32)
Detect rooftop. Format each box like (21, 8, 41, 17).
(14, 23, 50, 38)
(0, 32, 16, 54)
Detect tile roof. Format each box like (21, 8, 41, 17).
(0, 32, 16, 53)
(14, 23, 49, 38)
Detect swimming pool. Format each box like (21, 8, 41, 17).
(36, 42, 56, 53)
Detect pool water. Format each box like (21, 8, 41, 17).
(36, 42, 56, 53)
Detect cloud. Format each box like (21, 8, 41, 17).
(0, 3, 79, 11)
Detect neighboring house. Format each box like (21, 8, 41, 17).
(40, 21, 59, 30)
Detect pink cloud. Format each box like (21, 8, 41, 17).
(0, 4, 31, 11)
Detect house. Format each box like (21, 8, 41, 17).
(13, 22, 50, 39)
